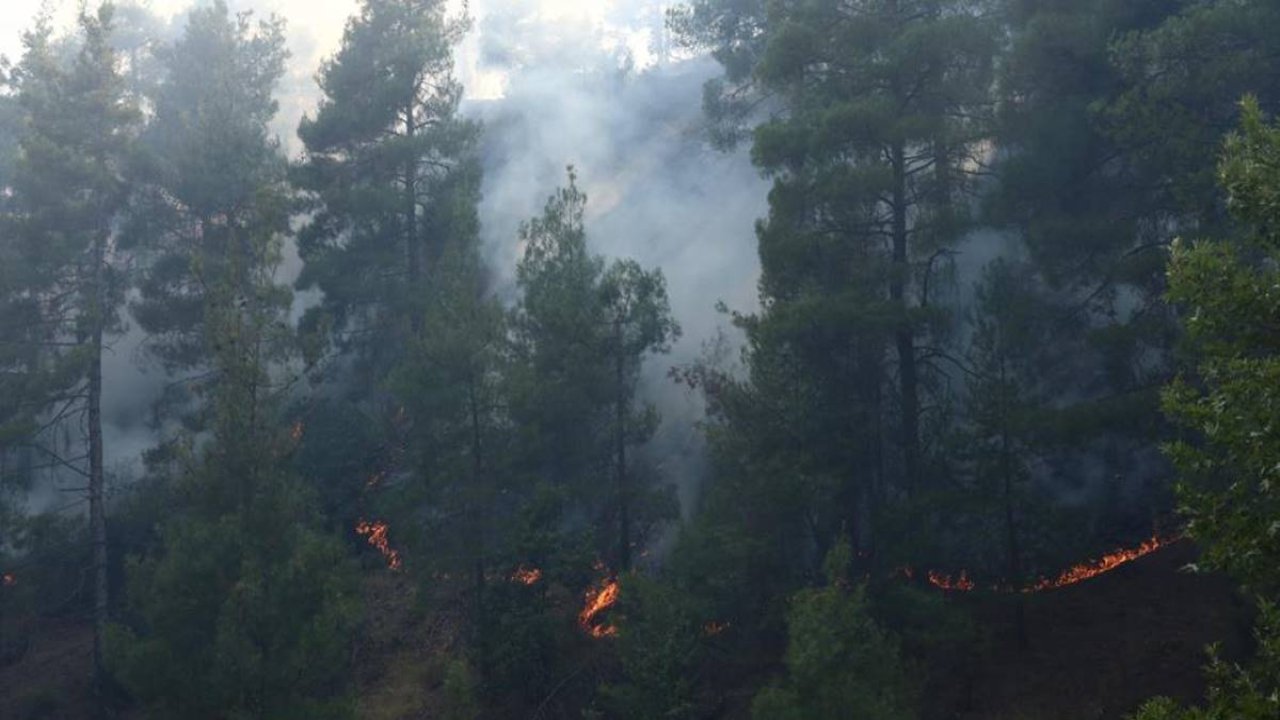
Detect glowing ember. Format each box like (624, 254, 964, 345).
(927, 570, 976, 592)
(1023, 535, 1173, 593)
(2, 573, 14, 587)
(511, 566, 543, 586)
(365, 470, 386, 489)
(579, 573, 620, 638)
(355, 519, 402, 571)
(290, 421, 304, 442)
(703, 621, 730, 637)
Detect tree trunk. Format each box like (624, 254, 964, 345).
(890, 141, 920, 495)
(615, 320, 631, 572)
(404, 105, 421, 330)
(468, 371, 486, 606)
(88, 235, 108, 699)
(1000, 364, 1028, 650)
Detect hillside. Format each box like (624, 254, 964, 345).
(0, 541, 1250, 720)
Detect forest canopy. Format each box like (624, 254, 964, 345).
(1, 1, 1279, 718)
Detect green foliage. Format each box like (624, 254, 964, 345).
(111, 235, 360, 718)
(751, 539, 916, 720)
(1131, 97, 1280, 719)
(927, 258, 1067, 585)
(598, 575, 703, 720)
(993, 0, 1178, 281)
(0, 512, 93, 623)
(671, 0, 999, 617)
(130, 0, 291, 376)
(1106, 0, 1280, 224)
(666, 0, 768, 148)
(107, 4, 358, 708)
(288, 398, 380, 525)
(110, 491, 360, 720)
(473, 578, 567, 708)
(1162, 98, 1280, 596)
(384, 237, 510, 580)
(0, 2, 138, 474)
(294, 0, 480, 381)
(509, 169, 681, 569)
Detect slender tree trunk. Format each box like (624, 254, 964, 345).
(404, 105, 421, 331)
(845, 343, 866, 562)
(869, 364, 884, 561)
(890, 141, 920, 495)
(615, 320, 631, 572)
(88, 235, 109, 699)
(999, 365, 1028, 650)
(467, 371, 486, 616)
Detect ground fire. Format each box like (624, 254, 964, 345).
(511, 566, 542, 586)
(924, 535, 1178, 594)
(355, 519, 402, 571)
(703, 621, 730, 637)
(579, 569, 620, 638)
(927, 569, 976, 592)
(1021, 535, 1175, 592)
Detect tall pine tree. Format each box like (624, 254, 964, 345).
(4, 3, 139, 688)
(294, 0, 480, 391)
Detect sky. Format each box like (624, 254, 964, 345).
(0, 0, 662, 98)
(1, 1, 354, 65)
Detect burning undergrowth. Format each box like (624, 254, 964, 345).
(579, 565, 621, 639)
(919, 534, 1181, 594)
(355, 519, 403, 571)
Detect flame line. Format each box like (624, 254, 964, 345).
(921, 535, 1179, 594)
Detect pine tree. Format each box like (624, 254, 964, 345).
(110, 229, 360, 718)
(1106, 0, 1280, 230)
(671, 0, 995, 579)
(294, 0, 480, 387)
(3, 3, 139, 690)
(130, 0, 289, 386)
(104, 6, 359, 715)
(385, 236, 508, 611)
(509, 170, 680, 572)
(600, 260, 680, 571)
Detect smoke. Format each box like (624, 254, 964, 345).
(6, 0, 770, 520)
(465, 1, 768, 513)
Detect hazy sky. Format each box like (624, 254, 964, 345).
(2, 1, 354, 63)
(0, 0, 661, 98)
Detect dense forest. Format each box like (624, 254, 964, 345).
(1, 0, 1279, 718)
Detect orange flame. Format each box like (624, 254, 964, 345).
(918, 535, 1178, 594)
(355, 519, 402, 571)
(2, 573, 14, 587)
(579, 570, 620, 639)
(927, 570, 976, 592)
(511, 566, 543, 586)
(703, 621, 730, 637)
(1022, 535, 1173, 593)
